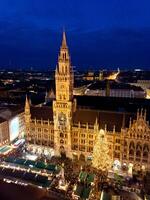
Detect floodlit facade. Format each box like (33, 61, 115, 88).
(0, 118, 9, 146)
(25, 32, 150, 171)
(0, 106, 25, 145)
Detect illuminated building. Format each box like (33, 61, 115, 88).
(0, 105, 25, 145)
(0, 118, 9, 146)
(25, 32, 150, 171)
(130, 80, 150, 99)
(130, 80, 150, 91)
(85, 86, 145, 98)
(83, 71, 95, 81)
(83, 71, 104, 81)
(84, 80, 146, 98)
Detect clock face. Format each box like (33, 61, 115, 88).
(58, 112, 66, 127)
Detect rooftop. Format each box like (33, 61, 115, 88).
(75, 95, 150, 115)
(88, 80, 144, 91)
(0, 105, 24, 121)
(30, 106, 53, 121)
(73, 108, 134, 132)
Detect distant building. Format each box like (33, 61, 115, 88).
(0, 118, 9, 146)
(45, 89, 55, 103)
(130, 80, 150, 99)
(131, 80, 150, 90)
(85, 88, 145, 98)
(83, 71, 104, 81)
(83, 71, 95, 81)
(25, 32, 150, 171)
(0, 105, 25, 146)
(85, 81, 146, 98)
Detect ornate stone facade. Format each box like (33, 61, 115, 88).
(122, 109, 150, 170)
(53, 31, 74, 156)
(25, 32, 150, 171)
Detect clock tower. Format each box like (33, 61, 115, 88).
(53, 31, 74, 157)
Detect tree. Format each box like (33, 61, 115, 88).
(92, 129, 112, 171)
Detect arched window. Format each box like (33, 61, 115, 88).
(60, 139, 64, 144)
(147, 136, 149, 140)
(136, 151, 141, 157)
(143, 144, 149, 152)
(62, 66, 64, 74)
(129, 149, 134, 156)
(79, 153, 85, 161)
(136, 143, 142, 151)
(60, 132, 64, 138)
(129, 141, 135, 149)
(143, 151, 148, 158)
(124, 140, 127, 146)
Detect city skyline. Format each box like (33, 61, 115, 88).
(0, 0, 150, 69)
(0, 20, 150, 199)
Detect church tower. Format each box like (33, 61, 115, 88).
(25, 95, 31, 141)
(53, 31, 74, 157)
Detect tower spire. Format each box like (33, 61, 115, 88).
(55, 30, 73, 101)
(25, 94, 30, 118)
(25, 94, 30, 109)
(61, 30, 67, 48)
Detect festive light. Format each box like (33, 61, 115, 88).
(92, 129, 112, 171)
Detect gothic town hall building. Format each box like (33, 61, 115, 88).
(25, 32, 150, 171)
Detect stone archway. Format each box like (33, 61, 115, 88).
(72, 153, 78, 161)
(79, 153, 85, 162)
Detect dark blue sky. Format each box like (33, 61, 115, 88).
(0, 0, 150, 70)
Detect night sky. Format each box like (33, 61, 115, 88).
(0, 0, 150, 70)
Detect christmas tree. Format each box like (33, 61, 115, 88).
(92, 129, 112, 171)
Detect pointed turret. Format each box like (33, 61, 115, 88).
(95, 117, 98, 125)
(25, 94, 31, 127)
(94, 117, 99, 131)
(49, 88, 55, 100)
(25, 94, 30, 116)
(25, 95, 30, 110)
(140, 108, 143, 117)
(129, 117, 132, 128)
(144, 109, 147, 121)
(55, 30, 73, 101)
(113, 125, 116, 133)
(61, 31, 67, 48)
